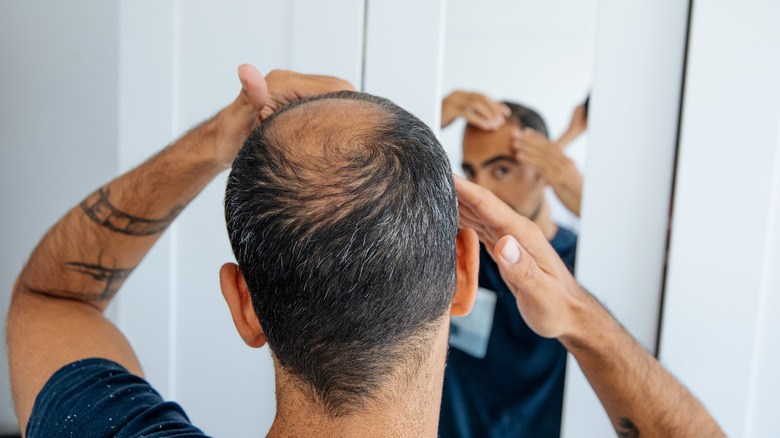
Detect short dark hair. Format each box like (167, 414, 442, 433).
(224, 91, 458, 415)
(502, 101, 549, 137)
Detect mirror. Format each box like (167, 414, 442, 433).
(438, 0, 597, 436)
(440, 0, 596, 233)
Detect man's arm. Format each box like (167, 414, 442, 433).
(454, 175, 725, 437)
(555, 102, 588, 150)
(510, 127, 583, 216)
(6, 65, 353, 431)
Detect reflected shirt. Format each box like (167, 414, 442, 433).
(439, 226, 577, 438)
(27, 358, 209, 438)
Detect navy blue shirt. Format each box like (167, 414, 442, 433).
(439, 227, 577, 438)
(27, 358, 208, 438)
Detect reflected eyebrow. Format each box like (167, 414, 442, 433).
(481, 155, 516, 168)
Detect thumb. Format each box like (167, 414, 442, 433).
(208, 64, 269, 167)
(236, 64, 268, 112)
(493, 235, 543, 296)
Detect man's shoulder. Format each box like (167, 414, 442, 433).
(552, 226, 578, 247)
(26, 358, 208, 438)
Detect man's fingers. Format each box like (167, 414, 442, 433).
(494, 235, 539, 289)
(454, 175, 550, 254)
(451, 92, 507, 130)
(493, 235, 568, 339)
(511, 129, 549, 155)
(513, 140, 546, 157)
(519, 128, 550, 145)
(464, 107, 503, 131)
(464, 112, 499, 131)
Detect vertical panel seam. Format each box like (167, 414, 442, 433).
(655, 0, 695, 358)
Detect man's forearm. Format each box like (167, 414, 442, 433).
(560, 292, 725, 437)
(16, 120, 226, 310)
(551, 178, 581, 217)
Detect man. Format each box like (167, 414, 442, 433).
(441, 90, 585, 217)
(8, 65, 722, 437)
(439, 92, 583, 437)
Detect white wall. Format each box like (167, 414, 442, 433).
(440, 0, 596, 232)
(0, 1, 120, 433)
(364, 0, 446, 130)
(660, 1, 780, 436)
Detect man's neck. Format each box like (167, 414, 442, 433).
(533, 199, 559, 241)
(267, 322, 450, 437)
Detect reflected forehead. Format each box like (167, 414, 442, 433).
(462, 122, 518, 166)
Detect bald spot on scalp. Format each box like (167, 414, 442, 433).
(252, 97, 397, 236)
(267, 98, 387, 161)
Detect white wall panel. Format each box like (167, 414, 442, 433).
(660, 1, 780, 436)
(363, 0, 446, 131)
(290, 0, 365, 88)
(563, 1, 690, 436)
(0, 1, 120, 433)
(116, 0, 178, 402)
(171, 2, 293, 436)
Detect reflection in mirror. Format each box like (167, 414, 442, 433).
(439, 0, 596, 436)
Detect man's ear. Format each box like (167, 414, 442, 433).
(219, 263, 266, 348)
(451, 228, 480, 316)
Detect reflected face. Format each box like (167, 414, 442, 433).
(461, 122, 545, 219)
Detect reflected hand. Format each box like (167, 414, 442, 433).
(441, 90, 510, 130)
(211, 65, 355, 167)
(454, 175, 585, 339)
(512, 127, 583, 216)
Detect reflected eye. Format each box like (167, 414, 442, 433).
(492, 166, 509, 179)
(462, 167, 475, 180)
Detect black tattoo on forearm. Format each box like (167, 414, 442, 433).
(617, 418, 640, 438)
(28, 260, 135, 302)
(80, 187, 184, 236)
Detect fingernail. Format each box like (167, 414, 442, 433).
(500, 239, 520, 264)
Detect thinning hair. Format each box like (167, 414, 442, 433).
(224, 91, 458, 415)
(502, 100, 549, 137)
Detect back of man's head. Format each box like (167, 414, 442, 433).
(224, 91, 458, 415)
(502, 101, 549, 137)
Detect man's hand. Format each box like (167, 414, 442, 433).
(441, 90, 510, 130)
(454, 175, 584, 338)
(211, 65, 355, 167)
(454, 175, 724, 437)
(511, 127, 583, 216)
